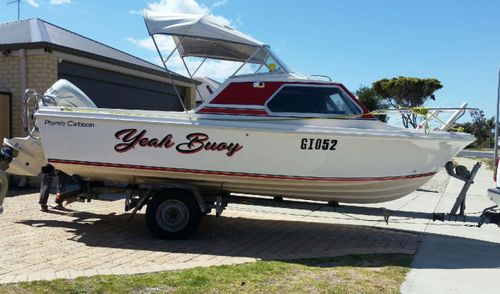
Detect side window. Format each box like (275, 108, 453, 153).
(331, 93, 349, 113)
(267, 86, 361, 115)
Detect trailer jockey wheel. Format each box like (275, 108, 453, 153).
(455, 165, 470, 178)
(146, 189, 201, 239)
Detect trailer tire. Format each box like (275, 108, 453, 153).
(146, 189, 201, 239)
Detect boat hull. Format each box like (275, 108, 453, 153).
(36, 108, 474, 203)
(48, 158, 436, 203)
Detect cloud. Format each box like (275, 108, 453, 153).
(236, 14, 243, 26)
(144, 0, 231, 26)
(211, 0, 228, 8)
(126, 36, 164, 52)
(26, 0, 71, 7)
(129, 9, 142, 15)
(26, 0, 40, 8)
(145, 0, 208, 14)
(49, 0, 71, 4)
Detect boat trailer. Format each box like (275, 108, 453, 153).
(1, 160, 499, 237)
(46, 161, 500, 235)
(205, 160, 500, 228)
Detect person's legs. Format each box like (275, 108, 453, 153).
(54, 172, 68, 208)
(56, 172, 67, 195)
(38, 172, 53, 211)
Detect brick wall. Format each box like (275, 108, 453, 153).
(0, 53, 21, 137)
(1, 49, 196, 138)
(0, 50, 57, 187)
(184, 86, 197, 110)
(26, 54, 58, 99)
(0, 49, 57, 137)
(1, 48, 196, 189)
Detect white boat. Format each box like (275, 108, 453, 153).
(0, 12, 475, 238)
(32, 79, 472, 203)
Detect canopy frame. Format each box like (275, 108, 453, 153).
(151, 35, 188, 112)
(229, 46, 263, 77)
(179, 47, 204, 104)
(149, 33, 289, 103)
(143, 13, 293, 103)
(191, 41, 218, 76)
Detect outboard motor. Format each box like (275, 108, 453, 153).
(1, 137, 46, 177)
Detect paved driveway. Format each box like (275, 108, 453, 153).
(401, 158, 500, 293)
(0, 189, 420, 283)
(1, 157, 499, 291)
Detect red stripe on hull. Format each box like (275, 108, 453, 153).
(48, 159, 436, 182)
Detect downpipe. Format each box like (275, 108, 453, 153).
(0, 170, 7, 214)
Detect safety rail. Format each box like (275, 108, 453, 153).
(21, 89, 55, 140)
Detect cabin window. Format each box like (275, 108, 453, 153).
(266, 86, 362, 116)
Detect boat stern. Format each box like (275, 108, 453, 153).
(0, 136, 47, 214)
(1, 136, 46, 177)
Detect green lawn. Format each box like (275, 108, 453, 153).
(0, 254, 411, 294)
(457, 156, 494, 170)
(465, 147, 494, 152)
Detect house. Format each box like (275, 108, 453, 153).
(0, 18, 196, 141)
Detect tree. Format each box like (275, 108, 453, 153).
(356, 86, 382, 111)
(372, 76, 443, 108)
(355, 86, 388, 122)
(454, 111, 495, 148)
(372, 76, 443, 128)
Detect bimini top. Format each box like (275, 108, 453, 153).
(143, 11, 268, 63)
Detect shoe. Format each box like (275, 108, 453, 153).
(40, 205, 49, 212)
(50, 204, 67, 211)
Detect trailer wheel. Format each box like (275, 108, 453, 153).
(146, 189, 201, 239)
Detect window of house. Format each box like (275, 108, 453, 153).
(266, 86, 362, 116)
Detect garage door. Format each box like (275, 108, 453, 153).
(58, 62, 185, 111)
(0, 93, 11, 141)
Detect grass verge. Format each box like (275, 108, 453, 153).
(458, 156, 494, 170)
(465, 147, 493, 152)
(0, 254, 412, 294)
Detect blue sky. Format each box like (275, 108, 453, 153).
(1, 0, 499, 118)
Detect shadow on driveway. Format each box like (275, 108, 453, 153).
(15, 209, 500, 269)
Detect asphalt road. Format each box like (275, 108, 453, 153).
(458, 150, 494, 159)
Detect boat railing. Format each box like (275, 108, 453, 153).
(21, 89, 46, 140)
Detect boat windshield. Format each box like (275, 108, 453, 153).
(231, 47, 290, 77)
(266, 86, 362, 116)
(42, 79, 97, 108)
